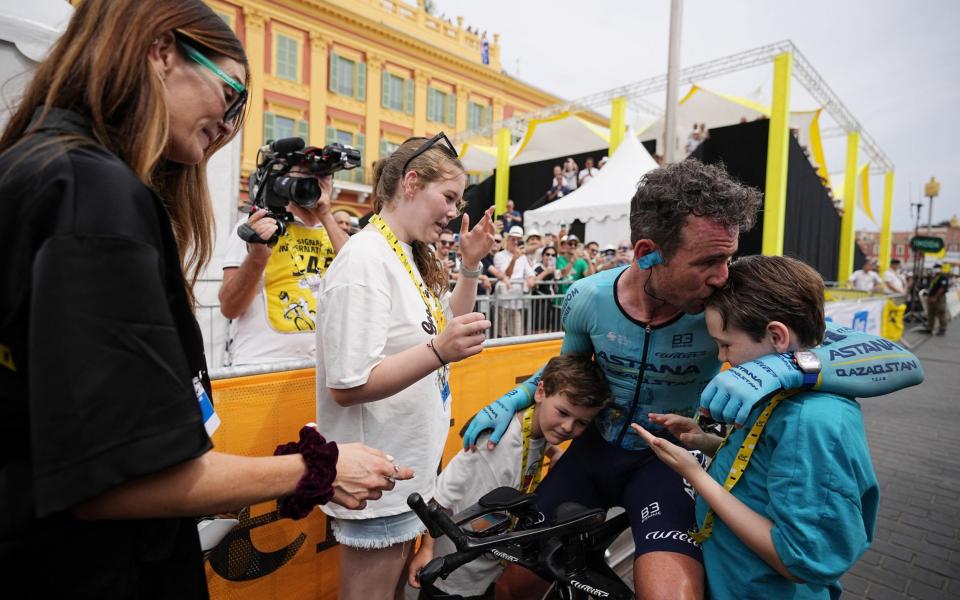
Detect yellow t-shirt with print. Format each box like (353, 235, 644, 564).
(264, 222, 335, 333)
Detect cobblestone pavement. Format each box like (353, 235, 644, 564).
(841, 322, 960, 599)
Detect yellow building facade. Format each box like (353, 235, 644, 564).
(207, 0, 567, 216)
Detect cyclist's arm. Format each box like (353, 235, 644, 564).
(812, 322, 924, 397)
(703, 323, 925, 424)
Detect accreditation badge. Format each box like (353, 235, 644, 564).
(193, 375, 220, 437)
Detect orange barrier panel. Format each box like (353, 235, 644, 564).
(205, 338, 563, 599)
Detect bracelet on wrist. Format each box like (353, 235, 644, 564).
(427, 338, 447, 366)
(460, 264, 482, 278)
(273, 424, 338, 519)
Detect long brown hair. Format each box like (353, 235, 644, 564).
(371, 137, 465, 296)
(0, 0, 248, 304)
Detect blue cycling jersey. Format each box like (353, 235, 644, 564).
(495, 266, 924, 453)
(560, 266, 721, 450)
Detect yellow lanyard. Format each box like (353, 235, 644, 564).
(519, 407, 545, 494)
(689, 389, 798, 544)
(370, 214, 446, 335)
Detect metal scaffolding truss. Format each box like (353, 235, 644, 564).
(455, 40, 893, 172)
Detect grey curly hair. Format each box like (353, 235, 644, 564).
(629, 160, 762, 257)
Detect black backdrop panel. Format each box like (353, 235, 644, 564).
(460, 147, 609, 230)
(691, 120, 864, 281)
(458, 140, 659, 235)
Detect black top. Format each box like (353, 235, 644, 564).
(928, 273, 950, 298)
(0, 108, 212, 597)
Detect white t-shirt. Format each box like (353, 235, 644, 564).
(432, 415, 546, 597)
(316, 228, 452, 520)
(221, 219, 336, 365)
(848, 269, 883, 292)
(494, 249, 535, 309)
(882, 269, 906, 294)
(562, 170, 579, 191)
(578, 167, 599, 184)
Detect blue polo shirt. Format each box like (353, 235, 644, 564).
(697, 391, 879, 599)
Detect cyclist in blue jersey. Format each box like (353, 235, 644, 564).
(466, 160, 925, 600)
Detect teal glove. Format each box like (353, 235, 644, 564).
(699, 353, 802, 425)
(462, 385, 534, 450)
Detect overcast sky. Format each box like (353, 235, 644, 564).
(436, 0, 959, 233)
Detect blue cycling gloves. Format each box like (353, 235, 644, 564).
(462, 383, 535, 449)
(699, 353, 802, 426)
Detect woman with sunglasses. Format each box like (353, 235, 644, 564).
(0, 1, 406, 595)
(316, 134, 495, 599)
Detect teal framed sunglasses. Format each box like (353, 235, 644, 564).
(178, 39, 247, 123)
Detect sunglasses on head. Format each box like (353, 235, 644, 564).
(438, 239, 454, 246)
(403, 132, 458, 174)
(178, 38, 247, 124)
(544, 252, 557, 257)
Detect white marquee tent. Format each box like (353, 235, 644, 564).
(523, 132, 659, 246)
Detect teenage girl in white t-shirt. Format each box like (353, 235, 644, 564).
(316, 133, 495, 599)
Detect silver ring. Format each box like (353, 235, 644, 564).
(385, 464, 400, 482)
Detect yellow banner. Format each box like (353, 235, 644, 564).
(206, 339, 563, 599)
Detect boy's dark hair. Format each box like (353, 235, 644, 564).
(541, 355, 610, 408)
(629, 160, 762, 257)
(704, 255, 825, 349)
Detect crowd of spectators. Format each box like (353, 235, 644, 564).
(424, 200, 635, 337)
(544, 154, 608, 202)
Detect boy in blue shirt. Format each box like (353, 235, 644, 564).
(633, 255, 884, 599)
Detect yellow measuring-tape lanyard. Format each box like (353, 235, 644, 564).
(689, 389, 799, 544)
(519, 406, 545, 494)
(370, 214, 446, 333)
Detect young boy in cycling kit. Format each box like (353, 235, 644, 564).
(634, 255, 884, 599)
(463, 161, 924, 599)
(407, 355, 610, 599)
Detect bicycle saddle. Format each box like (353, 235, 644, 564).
(477, 486, 537, 511)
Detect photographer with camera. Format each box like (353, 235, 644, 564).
(219, 139, 353, 366)
(0, 1, 409, 596)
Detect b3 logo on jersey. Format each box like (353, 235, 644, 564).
(671, 333, 693, 348)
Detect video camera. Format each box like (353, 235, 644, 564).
(239, 137, 361, 245)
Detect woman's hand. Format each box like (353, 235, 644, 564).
(458, 206, 496, 267)
(434, 312, 491, 363)
(630, 423, 704, 481)
(329, 443, 415, 510)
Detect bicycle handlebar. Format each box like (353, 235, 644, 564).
(407, 493, 470, 550)
(409, 491, 633, 599)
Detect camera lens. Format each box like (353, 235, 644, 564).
(271, 175, 320, 208)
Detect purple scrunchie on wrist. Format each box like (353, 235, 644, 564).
(274, 425, 339, 520)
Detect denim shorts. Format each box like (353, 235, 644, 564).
(331, 510, 425, 549)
